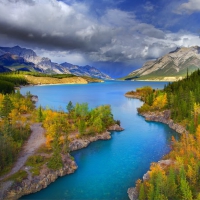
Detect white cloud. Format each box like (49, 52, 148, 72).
(0, 0, 200, 66)
(143, 1, 155, 12)
(178, 0, 200, 14)
(36, 49, 88, 65)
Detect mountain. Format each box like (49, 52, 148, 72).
(0, 46, 70, 74)
(123, 46, 200, 81)
(0, 52, 43, 72)
(60, 62, 111, 79)
(0, 65, 11, 72)
(0, 45, 37, 61)
(0, 46, 111, 79)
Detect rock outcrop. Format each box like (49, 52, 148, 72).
(124, 93, 142, 99)
(127, 187, 139, 200)
(69, 124, 124, 151)
(107, 124, 124, 131)
(3, 154, 77, 200)
(141, 110, 188, 134)
(69, 131, 111, 151)
(31, 95, 38, 102)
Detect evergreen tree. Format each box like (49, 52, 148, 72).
(180, 178, 193, 200)
(37, 105, 43, 122)
(48, 133, 63, 169)
(1, 95, 13, 117)
(78, 119, 86, 135)
(66, 101, 74, 114)
(167, 167, 177, 198)
(139, 183, 145, 200)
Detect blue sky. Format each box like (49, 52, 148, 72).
(0, 0, 200, 78)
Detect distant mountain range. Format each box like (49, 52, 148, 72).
(122, 46, 200, 81)
(0, 46, 111, 79)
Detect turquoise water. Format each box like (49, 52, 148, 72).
(20, 81, 178, 200)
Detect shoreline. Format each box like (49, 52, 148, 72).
(1, 124, 124, 200)
(126, 97, 187, 200)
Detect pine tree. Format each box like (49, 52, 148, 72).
(180, 178, 193, 200)
(48, 133, 63, 169)
(167, 167, 177, 198)
(37, 105, 43, 122)
(78, 119, 86, 135)
(66, 101, 74, 114)
(139, 183, 145, 200)
(1, 95, 13, 118)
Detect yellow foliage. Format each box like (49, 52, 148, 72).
(46, 135, 53, 149)
(152, 93, 167, 110)
(0, 93, 4, 104)
(149, 163, 166, 178)
(59, 135, 65, 145)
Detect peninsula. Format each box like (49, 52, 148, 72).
(0, 74, 123, 199)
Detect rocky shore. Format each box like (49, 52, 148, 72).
(69, 124, 124, 151)
(1, 124, 124, 200)
(127, 159, 174, 200)
(127, 109, 187, 200)
(124, 93, 142, 100)
(3, 154, 77, 200)
(140, 110, 188, 134)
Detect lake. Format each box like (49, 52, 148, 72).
(20, 81, 178, 200)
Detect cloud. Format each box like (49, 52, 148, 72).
(178, 0, 200, 14)
(35, 49, 88, 65)
(143, 1, 155, 12)
(0, 0, 200, 67)
(0, 0, 114, 51)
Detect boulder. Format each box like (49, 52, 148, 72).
(107, 124, 124, 131)
(127, 187, 139, 200)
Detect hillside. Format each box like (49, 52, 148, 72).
(60, 62, 111, 80)
(24, 74, 103, 85)
(0, 46, 111, 79)
(122, 46, 200, 81)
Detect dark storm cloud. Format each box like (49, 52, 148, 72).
(0, 21, 113, 52)
(0, 0, 200, 66)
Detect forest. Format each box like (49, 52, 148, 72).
(0, 73, 116, 174)
(129, 70, 200, 199)
(0, 73, 28, 94)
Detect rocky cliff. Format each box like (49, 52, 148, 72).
(124, 46, 200, 80)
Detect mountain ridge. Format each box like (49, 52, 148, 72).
(123, 46, 200, 81)
(0, 46, 111, 79)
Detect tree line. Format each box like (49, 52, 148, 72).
(0, 89, 117, 172)
(130, 70, 200, 199)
